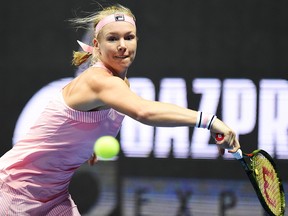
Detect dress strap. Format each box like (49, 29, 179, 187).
(92, 62, 113, 75)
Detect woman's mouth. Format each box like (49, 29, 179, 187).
(115, 55, 128, 59)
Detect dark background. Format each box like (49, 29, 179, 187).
(2, 0, 288, 150)
(1, 0, 288, 215)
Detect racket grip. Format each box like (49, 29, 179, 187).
(232, 149, 243, 159)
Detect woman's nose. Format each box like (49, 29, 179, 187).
(118, 39, 127, 51)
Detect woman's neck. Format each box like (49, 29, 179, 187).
(94, 61, 127, 79)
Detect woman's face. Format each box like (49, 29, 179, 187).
(94, 21, 137, 75)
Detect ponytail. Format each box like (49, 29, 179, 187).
(72, 51, 92, 66)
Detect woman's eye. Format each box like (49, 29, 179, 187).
(125, 35, 135, 40)
(107, 36, 118, 41)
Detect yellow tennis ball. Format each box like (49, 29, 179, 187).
(94, 136, 120, 159)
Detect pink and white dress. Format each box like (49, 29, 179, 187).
(0, 62, 125, 215)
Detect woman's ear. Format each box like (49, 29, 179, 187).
(93, 38, 99, 49)
(93, 38, 101, 56)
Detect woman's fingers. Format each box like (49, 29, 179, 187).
(214, 131, 240, 155)
(88, 153, 98, 166)
(228, 138, 241, 153)
(217, 145, 225, 156)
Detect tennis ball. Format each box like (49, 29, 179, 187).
(94, 136, 120, 159)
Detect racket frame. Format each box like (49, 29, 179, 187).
(239, 149, 285, 216)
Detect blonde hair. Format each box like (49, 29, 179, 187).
(70, 4, 136, 66)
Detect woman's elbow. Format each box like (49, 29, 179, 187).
(133, 108, 152, 124)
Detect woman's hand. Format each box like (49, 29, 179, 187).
(88, 153, 98, 166)
(210, 118, 241, 155)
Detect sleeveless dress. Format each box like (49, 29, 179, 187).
(0, 62, 125, 215)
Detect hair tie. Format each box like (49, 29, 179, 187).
(77, 40, 94, 54)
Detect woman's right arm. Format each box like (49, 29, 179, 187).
(91, 74, 240, 153)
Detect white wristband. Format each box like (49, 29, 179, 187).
(196, 111, 216, 130)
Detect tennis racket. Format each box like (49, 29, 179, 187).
(216, 134, 285, 216)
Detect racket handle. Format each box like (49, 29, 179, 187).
(215, 133, 243, 159)
(232, 149, 243, 159)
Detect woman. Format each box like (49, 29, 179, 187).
(0, 4, 240, 215)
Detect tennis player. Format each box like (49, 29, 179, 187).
(0, 4, 240, 215)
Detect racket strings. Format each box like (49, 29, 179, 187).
(252, 153, 283, 215)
